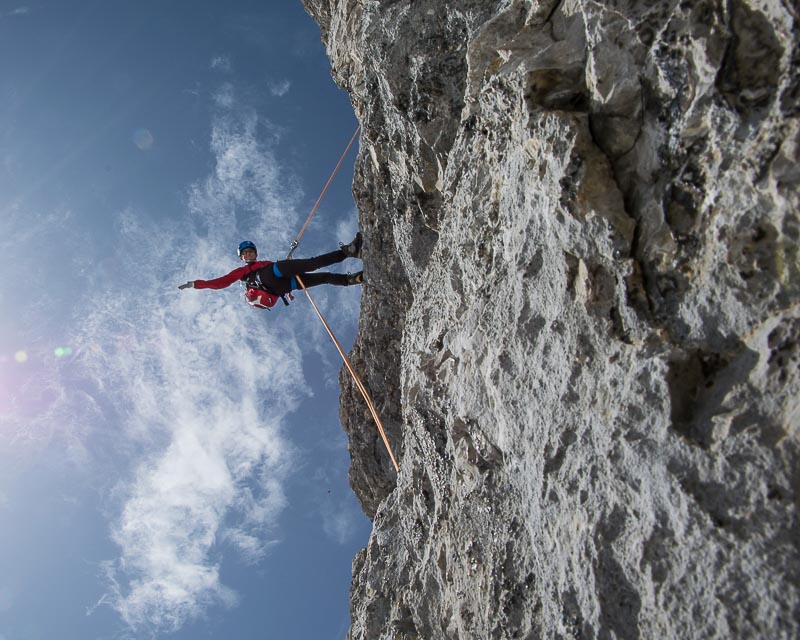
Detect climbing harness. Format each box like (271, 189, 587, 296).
(287, 125, 400, 474)
(240, 262, 290, 309)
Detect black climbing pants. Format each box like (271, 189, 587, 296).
(257, 249, 349, 294)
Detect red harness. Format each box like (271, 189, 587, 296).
(240, 262, 290, 310)
(244, 288, 281, 309)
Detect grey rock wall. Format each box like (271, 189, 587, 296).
(304, 0, 799, 638)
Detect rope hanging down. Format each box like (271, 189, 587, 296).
(287, 125, 362, 260)
(287, 126, 400, 474)
(296, 274, 400, 473)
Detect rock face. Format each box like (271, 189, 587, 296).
(304, 0, 799, 638)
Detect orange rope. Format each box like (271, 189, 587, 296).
(296, 275, 400, 473)
(286, 126, 400, 473)
(287, 125, 361, 260)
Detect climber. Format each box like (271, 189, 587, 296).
(177, 233, 363, 309)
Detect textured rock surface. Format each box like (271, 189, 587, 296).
(304, 0, 799, 638)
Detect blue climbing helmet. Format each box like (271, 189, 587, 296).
(238, 240, 257, 257)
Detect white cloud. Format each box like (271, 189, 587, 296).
(106, 410, 290, 630)
(82, 108, 324, 633)
(83, 246, 303, 630)
(1, 7, 29, 18)
(210, 55, 232, 73)
(268, 79, 291, 98)
(320, 498, 360, 545)
(335, 214, 359, 245)
(295, 213, 362, 378)
(188, 109, 298, 251)
(213, 83, 235, 109)
(308, 434, 365, 546)
(298, 282, 362, 390)
(132, 128, 154, 150)
(332, 213, 363, 327)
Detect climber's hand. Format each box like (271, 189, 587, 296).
(178, 281, 194, 290)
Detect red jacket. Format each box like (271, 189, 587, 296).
(193, 260, 274, 290)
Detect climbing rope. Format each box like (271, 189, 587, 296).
(296, 274, 400, 473)
(287, 125, 362, 260)
(287, 125, 400, 474)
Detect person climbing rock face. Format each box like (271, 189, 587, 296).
(178, 232, 363, 309)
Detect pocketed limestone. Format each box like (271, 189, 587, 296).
(303, 0, 800, 638)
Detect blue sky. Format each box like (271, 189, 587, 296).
(0, 2, 370, 639)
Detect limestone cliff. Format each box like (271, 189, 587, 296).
(303, 0, 799, 637)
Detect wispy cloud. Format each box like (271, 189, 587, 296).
(104, 402, 293, 630)
(290, 27, 320, 60)
(309, 423, 366, 545)
(268, 79, 291, 98)
(210, 55, 232, 73)
(0, 7, 29, 18)
(188, 107, 297, 251)
(81, 106, 315, 632)
(320, 497, 361, 545)
(332, 212, 363, 327)
(296, 213, 362, 377)
(213, 83, 235, 109)
(132, 127, 155, 150)
(0, 73, 358, 634)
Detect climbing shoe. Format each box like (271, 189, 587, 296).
(340, 231, 363, 259)
(346, 271, 363, 286)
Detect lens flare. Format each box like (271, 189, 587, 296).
(14, 350, 28, 363)
(54, 346, 73, 358)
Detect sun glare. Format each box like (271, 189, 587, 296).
(0, 345, 75, 422)
(4, 346, 74, 365)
